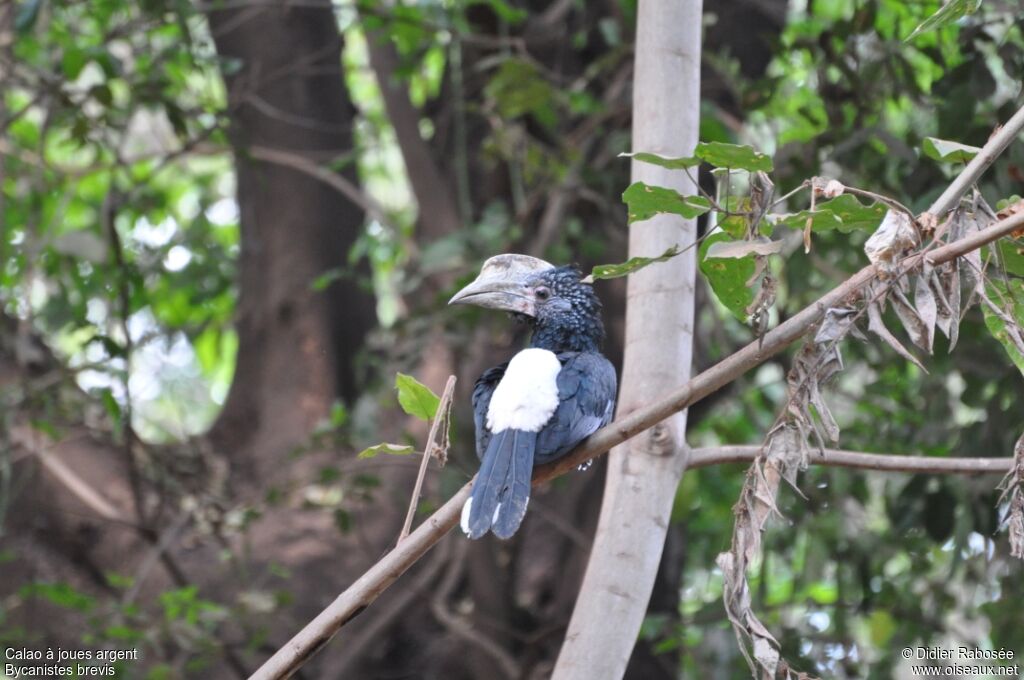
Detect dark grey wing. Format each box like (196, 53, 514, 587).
(535, 351, 617, 464)
(472, 362, 508, 460)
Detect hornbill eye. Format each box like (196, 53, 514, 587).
(535, 286, 551, 301)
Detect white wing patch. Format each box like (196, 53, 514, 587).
(486, 348, 562, 433)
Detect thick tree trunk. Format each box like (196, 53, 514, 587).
(206, 0, 374, 480)
(552, 1, 702, 678)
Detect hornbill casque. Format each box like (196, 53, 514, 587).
(449, 254, 618, 540)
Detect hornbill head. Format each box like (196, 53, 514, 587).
(448, 253, 556, 317)
(449, 253, 604, 352)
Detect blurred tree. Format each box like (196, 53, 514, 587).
(205, 1, 375, 481)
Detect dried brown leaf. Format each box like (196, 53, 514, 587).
(865, 210, 918, 274)
(996, 199, 1024, 237)
(891, 285, 931, 352)
(917, 211, 938, 235)
(930, 261, 960, 350)
(746, 271, 777, 317)
(720, 334, 843, 680)
(867, 301, 927, 371)
(749, 171, 775, 234)
(998, 434, 1024, 560)
(705, 238, 784, 259)
(814, 307, 858, 344)
(811, 176, 845, 199)
(753, 638, 781, 678)
(915, 268, 938, 351)
(954, 210, 984, 307)
(809, 380, 840, 443)
(1008, 494, 1024, 560)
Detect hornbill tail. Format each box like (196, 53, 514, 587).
(461, 429, 536, 539)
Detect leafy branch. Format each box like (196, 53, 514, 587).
(714, 105, 1024, 679)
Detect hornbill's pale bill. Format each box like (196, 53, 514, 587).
(449, 254, 618, 539)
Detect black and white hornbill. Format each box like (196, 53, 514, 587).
(449, 254, 618, 540)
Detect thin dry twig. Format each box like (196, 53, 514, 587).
(398, 375, 456, 544)
(31, 440, 127, 523)
(247, 145, 395, 228)
(689, 446, 1012, 475)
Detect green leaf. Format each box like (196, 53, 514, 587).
(334, 508, 352, 533)
(997, 240, 1024, 277)
(699, 233, 756, 320)
(996, 195, 1023, 211)
(922, 137, 981, 163)
(395, 372, 440, 420)
(485, 59, 557, 128)
(105, 572, 134, 589)
(589, 245, 683, 281)
(469, 0, 528, 23)
(622, 182, 711, 224)
(982, 278, 1024, 377)
(20, 582, 95, 612)
(99, 388, 122, 422)
(620, 152, 701, 170)
(329, 401, 348, 427)
(103, 625, 144, 643)
(623, 143, 774, 176)
(696, 141, 773, 172)
(772, 194, 886, 234)
(90, 84, 113, 107)
(719, 196, 753, 238)
(159, 585, 221, 625)
(906, 0, 982, 41)
(30, 418, 60, 441)
(357, 443, 416, 459)
(61, 48, 89, 80)
(804, 581, 838, 605)
(868, 610, 897, 646)
(311, 267, 344, 291)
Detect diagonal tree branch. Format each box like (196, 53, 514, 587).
(247, 144, 394, 228)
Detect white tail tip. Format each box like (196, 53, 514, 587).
(460, 497, 473, 536)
